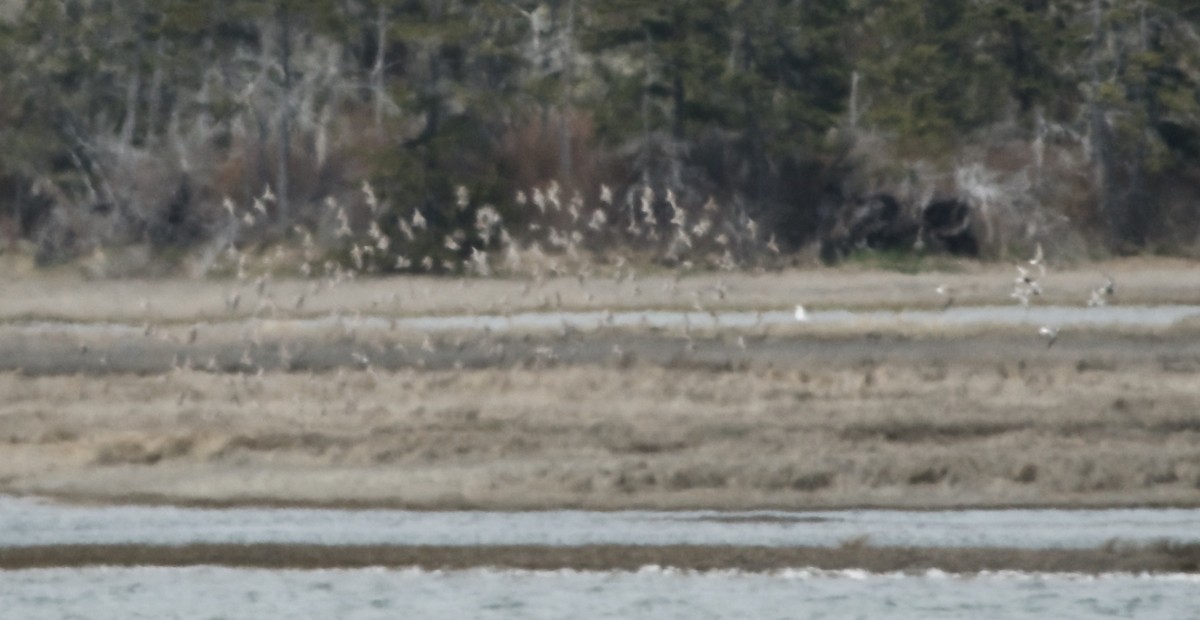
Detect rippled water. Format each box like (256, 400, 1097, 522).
(6, 497, 1199, 618)
(12, 304, 1200, 336)
(314, 304, 1200, 331)
(4, 565, 1198, 619)
(3, 496, 1199, 549)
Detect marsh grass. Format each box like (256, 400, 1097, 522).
(0, 263, 1197, 510)
(2, 344, 1199, 510)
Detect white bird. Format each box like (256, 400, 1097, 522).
(1086, 274, 1116, 307)
(1011, 286, 1032, 308)
(1015, 266, 1042, 295)
(794, 305, 809, 322)
(1029, 242, 1046, 276)
(587, 208, 608, 231)
(1038, 325, 1060, 348)
(935, 284, 955, 310)
(766, 234, 780, 255)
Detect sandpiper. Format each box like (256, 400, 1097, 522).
(935, 284, 955, 310)
(1086, 275, 1116, 307)
(1011, 285, 1032, 308)
(1029, 242, 1046, 276)
(1015, 266, 1043, 295)
(1038, 325, 1060, 348)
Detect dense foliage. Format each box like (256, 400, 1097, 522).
(1, 0, 1198, 274)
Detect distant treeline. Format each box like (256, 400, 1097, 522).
(1, 0, 1198, 274)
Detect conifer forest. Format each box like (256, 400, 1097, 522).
(2, 0, 1199, 275)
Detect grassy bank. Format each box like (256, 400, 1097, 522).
(3, 352, 1199, 511)
(2, 542, 1198, 574)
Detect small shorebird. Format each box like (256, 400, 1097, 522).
(794, 305, 809, 322)
(766, 234, 781, 255)
(1011, 285, 1032, 308)
(1038, 325, 1060, 348)
(935, 284, 955, 310)
(1086, 274, 1116, 307)
(1028, 243, 1046, 276)
(1015, 266, 1043, 295)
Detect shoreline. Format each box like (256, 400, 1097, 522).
(17, 491, 1200, 514)
(3, 542, 1198, 574)
(1, 259, 1198, 325)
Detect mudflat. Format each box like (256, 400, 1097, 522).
(1, 259, 1199, 511)
(4, 542, 1199, 574)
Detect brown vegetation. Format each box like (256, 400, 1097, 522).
(2, 542, 1198, 574)
(0, 264, 1198, 512)
(3, 336, 1200, 511)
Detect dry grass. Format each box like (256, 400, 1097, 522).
(1, 260, 1198, 510)
(2, 349, 1199, 510)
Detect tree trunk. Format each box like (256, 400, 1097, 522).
(1086, 0, 1118, 243)
(277, 3, 293, 227)
(120, 71, 140, 148)
(146, 38, 165, 145)
(119, 5, 145, 149)
(372, 2, 388, 128)
(558, 0, 576, 182)
(640, 27, 653, 186)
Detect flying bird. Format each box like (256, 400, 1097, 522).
(1014, 266, 1042, 294)
(1010, 286, 1032, 308)
(1029, 242, 1046, 276)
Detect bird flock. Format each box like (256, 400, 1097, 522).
(937, 243, 1117, 349)
(82, 181, 1129, 398)
(87, 179, 799, 395)
(212, 180, 783, 287)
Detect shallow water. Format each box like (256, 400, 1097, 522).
(3, 565, 1198, 619)
(12, 304, 1200, 336)
(3, 497, 1198, 549)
